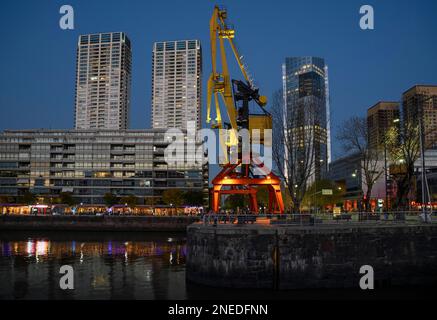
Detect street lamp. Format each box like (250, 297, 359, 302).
(351, 169, 361, 211)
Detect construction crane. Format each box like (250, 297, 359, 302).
(207, 5, 285, 214)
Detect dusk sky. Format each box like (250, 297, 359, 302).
(0, 0, 436, 159)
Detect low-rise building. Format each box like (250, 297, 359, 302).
(0, 129, 208, 205)
(328, 152, 386, 211)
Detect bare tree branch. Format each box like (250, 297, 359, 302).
(271, 89, 318, 212)
(337, 116, 383, 210)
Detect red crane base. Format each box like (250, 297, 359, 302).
(211, 162, 285, 214)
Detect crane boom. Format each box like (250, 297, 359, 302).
(207, 6, 269, 148)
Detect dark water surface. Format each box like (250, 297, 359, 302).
(0, 231, 435, 300)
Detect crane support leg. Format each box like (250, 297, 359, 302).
(212, 184, 223, 213)
(211, 162, 284, 214)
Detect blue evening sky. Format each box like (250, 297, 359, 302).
(0, 0, 436, 160)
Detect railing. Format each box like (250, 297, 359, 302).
(1, 211, 435, 224)
(200, 212, 435, 226)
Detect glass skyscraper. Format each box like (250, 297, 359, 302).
(282, 57, 331, 184)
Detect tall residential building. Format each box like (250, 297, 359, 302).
(367, 101, 400, 150)
(402, 85, 437, 148)
(282, 57, 331, 183)
(151, 40, 202, 130)
(74, 32, 132, 130)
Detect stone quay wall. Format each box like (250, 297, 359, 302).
(186, 224, 437, 289)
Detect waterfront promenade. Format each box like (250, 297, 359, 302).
(0, 215, 200, 232)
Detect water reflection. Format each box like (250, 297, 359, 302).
(2, 238, 186, 265)
(0, 232, 433, 300)
(0, 232, 187, 300)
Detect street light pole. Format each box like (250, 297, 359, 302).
(384, 118, 400, 212)
(419, 115, 426, 219)
(417, 95, 435, 222)
(384, 139, 388, 212)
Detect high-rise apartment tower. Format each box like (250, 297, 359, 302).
(74, 32, 132, 130)
(151, 40, 202, 130)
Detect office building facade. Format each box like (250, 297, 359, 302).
(367, 102, 400, 150)
(282, 57, 331, 184)
(0, 129, 208, 205)
(75, 32, 132, 130)
(151, 40, 202, 130)
(402, 85, 437, 148)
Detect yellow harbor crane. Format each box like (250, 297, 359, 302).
(207, 5, 284, 214)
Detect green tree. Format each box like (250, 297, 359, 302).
(385, 120, 436, 209)
(39, 196, 56, 205)
(183, 191, 204, 206)
(162, 189, 184, 207)
(282, 187, 295, 212)
(302, 180, 344, 212)
(256, 186, 270, 208)
(224, 194, 247, 210)
(120, 195, 138, 208)
(103, 192, 119, 207)
(19, 191, 37, 205)
(59, 192, 77, 206)
(0, 196, 16, 203)
(144, 197, 155, 206)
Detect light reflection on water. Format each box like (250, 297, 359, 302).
(0, 232, 434, 300)
(0, 232, 187, 300)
